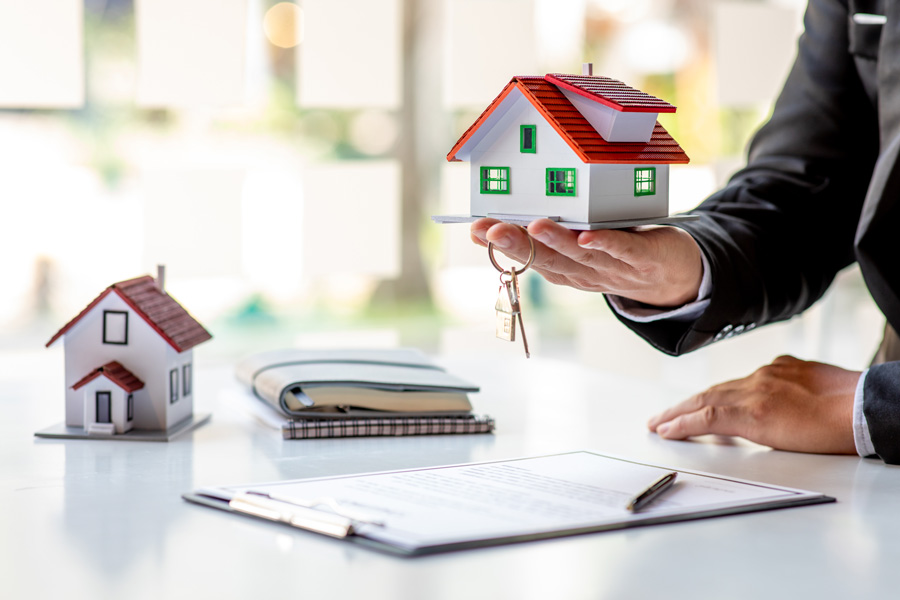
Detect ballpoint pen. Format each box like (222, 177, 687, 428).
(626, 472, 678, 512)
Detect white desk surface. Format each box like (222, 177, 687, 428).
(3, 352, 899, 600)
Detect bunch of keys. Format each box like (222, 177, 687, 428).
(488, 234, 535, 358)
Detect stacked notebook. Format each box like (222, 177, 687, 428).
(234, 348, 494, 439)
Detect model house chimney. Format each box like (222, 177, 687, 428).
(582, 63, 593, 76)
(156, 264, 166, 293)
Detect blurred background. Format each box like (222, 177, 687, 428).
(0, 0, 884, 391)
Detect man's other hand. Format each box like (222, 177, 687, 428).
(648, 355, 859, 454)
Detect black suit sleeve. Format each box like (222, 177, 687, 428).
(611, 0, 879, 356)
(864, 363, 900, 463)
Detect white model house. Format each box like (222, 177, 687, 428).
(43, 267, 212, 439)
(435, 66, 691, 229)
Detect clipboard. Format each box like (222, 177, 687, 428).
(182, 451, 835, 556)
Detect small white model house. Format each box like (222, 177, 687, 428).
(434, 65, 692, 230)
(38, 267, 212, 441)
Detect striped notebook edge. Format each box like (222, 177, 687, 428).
(282, 415, 495, 439)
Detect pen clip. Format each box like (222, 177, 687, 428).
(626, 471, 678, 513)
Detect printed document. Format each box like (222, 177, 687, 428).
(196, 451, 832, 554)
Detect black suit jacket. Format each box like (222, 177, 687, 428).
(613, 0, 900, 463)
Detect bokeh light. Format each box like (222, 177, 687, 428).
(264, 2, 303, 49)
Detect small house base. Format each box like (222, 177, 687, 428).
(431, 213, 698, 231)
(34, 412, 212, 442)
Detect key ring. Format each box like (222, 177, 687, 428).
(488, 232, 535, 275)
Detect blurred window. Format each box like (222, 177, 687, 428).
(169, 369, 179, 404)
(182, 363, 192, 397)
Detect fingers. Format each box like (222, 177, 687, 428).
(647, 382, 741, 432)
(771, 354, 800, 366)
(576, 228, 645, 263)
(528, 219, 626, 273)
(656, 405, 746, 440)
(470, 220, 537, 265)
(473, 220, 601, 283)
(470, 218, 500, 248)
(648, 381, 747, 440)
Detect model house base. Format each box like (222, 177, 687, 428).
(35, 412, 212, 442)
(431, 213, 698, 231)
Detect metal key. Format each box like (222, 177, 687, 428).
(495, 275, 517, 342)
(508, 270, 530, 358)
(487, 232, 535, 358)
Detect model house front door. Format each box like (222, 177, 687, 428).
(96, 391, 111, 424)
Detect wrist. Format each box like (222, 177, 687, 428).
(657, 229, 704, 306)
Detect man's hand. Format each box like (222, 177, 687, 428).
(470, 217, 703, 307)
(648, 355, 859, 454)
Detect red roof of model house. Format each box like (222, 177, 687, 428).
(46, 275, 212, 352)
(447, 75, 689, 164)
(72, 361, 145, 392)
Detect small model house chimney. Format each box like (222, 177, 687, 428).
(582, 63, 593, 76)
(156, 264, 166, 293)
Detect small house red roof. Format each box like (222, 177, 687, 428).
(545, 73, 676, 113)
(447, 75, 689, 165)
(73, 361, 145, 392)
(46, 275, 212, 352)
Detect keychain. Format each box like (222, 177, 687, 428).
(488, 233, 535, 358)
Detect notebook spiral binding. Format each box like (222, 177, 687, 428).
(282, 415, 495, 439)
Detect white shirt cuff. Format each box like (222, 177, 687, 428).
(853, 368, 876, 458)
(608, 250, 712, 323)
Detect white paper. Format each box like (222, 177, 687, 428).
(225, 451, 825, 552)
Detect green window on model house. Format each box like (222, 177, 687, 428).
(634, 167, 656, 196)
(546, 168, 576, 196)
(480, 166, 510, 194)
(520, 125, 536, 153)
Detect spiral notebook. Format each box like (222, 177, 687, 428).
(231, 349, 492, 439)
